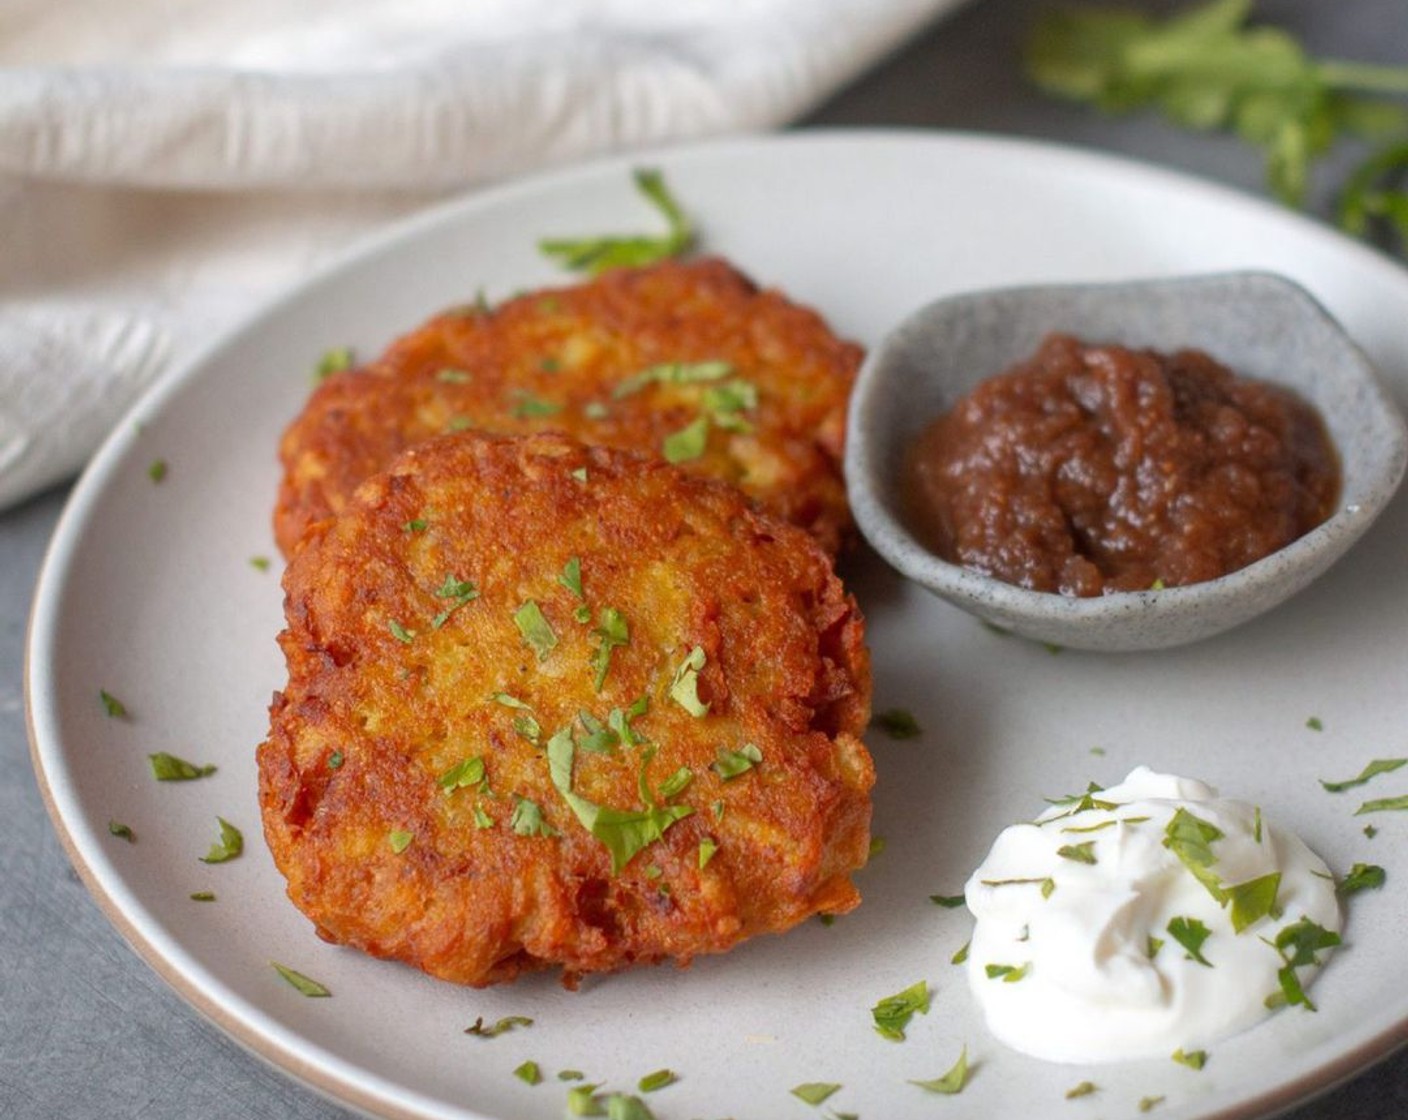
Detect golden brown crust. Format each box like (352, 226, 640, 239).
(275, 258, 859, 558)
(259, 432, 873, 987)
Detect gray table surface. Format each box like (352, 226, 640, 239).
(5, 1, 1407, 1117)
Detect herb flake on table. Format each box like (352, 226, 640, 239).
(99, 689, 128, 718)
(199, 817, 243, 863)
(315, 346, 354, 380)
(540, 168, 694, 274)
(148, 752, 216, 781)
(1139, 1096, 1165, 1114)
(1355, 794, 1408, 815)
(1172, 1048, 1208, 1070)
(909, 1045, 970, 1094)
(514, 1060, 542, 1086)
(930, 893, 966, 909)
(637, 1069, 677, 1093)
(1320, 758, 1408, 793)
(189, 891, 215, 902)
(273, 962, 330, 997)
(871, 979, 930, 1040)
(249, 555, 271, 572)
(108, 820, 135, 842)
(1066, 1081, 1098, 1099)
(147, 458, 168, 483)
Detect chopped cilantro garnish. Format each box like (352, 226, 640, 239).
(791, 1083, 842, 1106)
(565, 1083, 604, 1116)
(668, 646, 709, 716)
(1060, 819, 1118, 834)
(1356, 794, 1408, 815)
(613, 360, 733, 399)
(328, 750, 344, 769)
(662, 415, 709, 463)
(1321, 758, 1407, 793)
(1066, 1081, 1098, 1099)
(1090, 745, 1106, 756)
(657, 767, 693, 799)
(558, 1070, 586, 1081)
(465, 1015, 533, 1038)
(147, 458, 168, 483)
(189, 891, 215, 902)
(571, 465, 591, 480)
(1253, 806, 1263, 843)
(951, 939, 970, 965)
(1172, 1048, 1208, 1070)
(99, 689, 128, 718)
(315, 347, 354, 379)
(604, 1094, 655, 1120)
(1365, 824, 1379, 839)
(868, 836, 886, 858)
(198, 817, 243, 863)
(871, 708, 922, 740)
(577, 710, 620, 754)
(711, 743, 761, 781)
(1138, 1096, 1165, 1113)
(574, 605, 592, 623)
(438, 756, 486, 793)
(1306, 716, 1324, 731)
(930, 894, 966, 909)
(559, 556, 584, 599)
(273, 962, 330, 997)
(540, 356, 560, 373)
(1167, 915, 1213, 966)
(711, 799, 724, 821)
(698, 837, 718, 869)
(1163, 807, 1226, 902)
(432, 574, 479, 628)
(1228, 872, 1281, 932)
(108, 820, 135, 842)
(871, 979, 930, 1040)
(388, 619, 416, 644)
(509, 393, 563, 419)
(984, 962, 1031, 983)
(514, 1060, 542, 1085)
(1340, 862, 1386, 894)
(1147, 935, 1164, 959)
(404, 518, 428, 533)
(148, 752, 216, 781)
(540, 168, 693, 274)
(981, 877, 1056, 898)
(473, 804, 494, 830)
(637, 1069, 677, 1093)
(1057, 840, 1098, 865)
(436, 368, 472, 383)
(389, 829, 413, 853)
(583, 402, 609, 420)
(511, 797, 557, 838)
(249, 555, 271, 572)
(547, 730, 693, 872)
(909, 1046, 970, 1094)
(591, 607, 629, 691)
(445, 416, 474, 432)
(490, 691, 532, 710)
(702, 379, 759, 426)
(514, 600, 558, 661)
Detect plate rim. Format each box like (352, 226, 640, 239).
(24, 126, 1408, 1120)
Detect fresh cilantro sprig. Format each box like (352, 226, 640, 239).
(1025, 0, 1408, 249)
(540, 169, 694, 274)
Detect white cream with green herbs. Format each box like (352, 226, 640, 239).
(964, 767, 1341, 1063)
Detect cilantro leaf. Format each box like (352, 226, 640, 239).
(636, 1069, 677, 1093)
(1057, 840, 1098, 865)
(711, 743, 762, 781)
(558, 556, 584, 599)
(1173, 1048, 1208, 1070)
(388, 829, 413, 853)
(613, 360, 733, 399)
(273, 962, 330, 997)
(540, 168, 694, 274)
(1339, 862, 1386, 894)
(1227, 872, 1282, 933)
(510, 797, 557, 838)
(148, 752, 216, 781)
(437, 756, 486, 793)
(514, 1060, 542, 1085)
(930, 894, 966, 909)
(791, 1083, 842, 1106)
(1320, 758, 1408, 793)
(514, 600, 557, 662)
(1066, 1081, 1098, 1099)
(871, 708, 922, 739)
(984, 962, 1031, 983)
(909, 1046, 970, 1094)
(99, 689, 128, 718)
(591, 607, 629, 691)
(465, 1015, 533, 1038)
(698, 837, 718, 869)
(1167, 915, 1213, 966)
(871, 979, 930, 1040)
(662, 415, 710, 463)
(108, 820, 135, 843)
(314, 346, 354, 379)
(1163, 807, 1226, 902)
(199, 817, 243, 863)
(1355, 794, 1408, 815)
(431, 573, 479, 629)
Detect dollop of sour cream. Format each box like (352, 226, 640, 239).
(964, 767, 1341, 1063)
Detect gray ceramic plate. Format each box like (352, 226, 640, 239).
(25, 132, 1408, 1120)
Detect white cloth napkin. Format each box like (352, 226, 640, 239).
(0, 0, 968, 511)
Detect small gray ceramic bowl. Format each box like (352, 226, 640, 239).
(846, 272, 1408, 652)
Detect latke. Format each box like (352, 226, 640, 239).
(274, 258, 859, 556)
(258, 432, 873, 987)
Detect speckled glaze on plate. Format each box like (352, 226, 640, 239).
(846, 272, 1408, 651)
(24, 132, 1408, 1120)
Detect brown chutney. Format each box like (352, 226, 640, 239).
(904, 334, 1341, 597)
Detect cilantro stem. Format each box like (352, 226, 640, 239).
(1317, 61, 1408, 96)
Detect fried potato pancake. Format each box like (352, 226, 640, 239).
(259, 432, 873, 987)
(274, 258, 859, 557)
